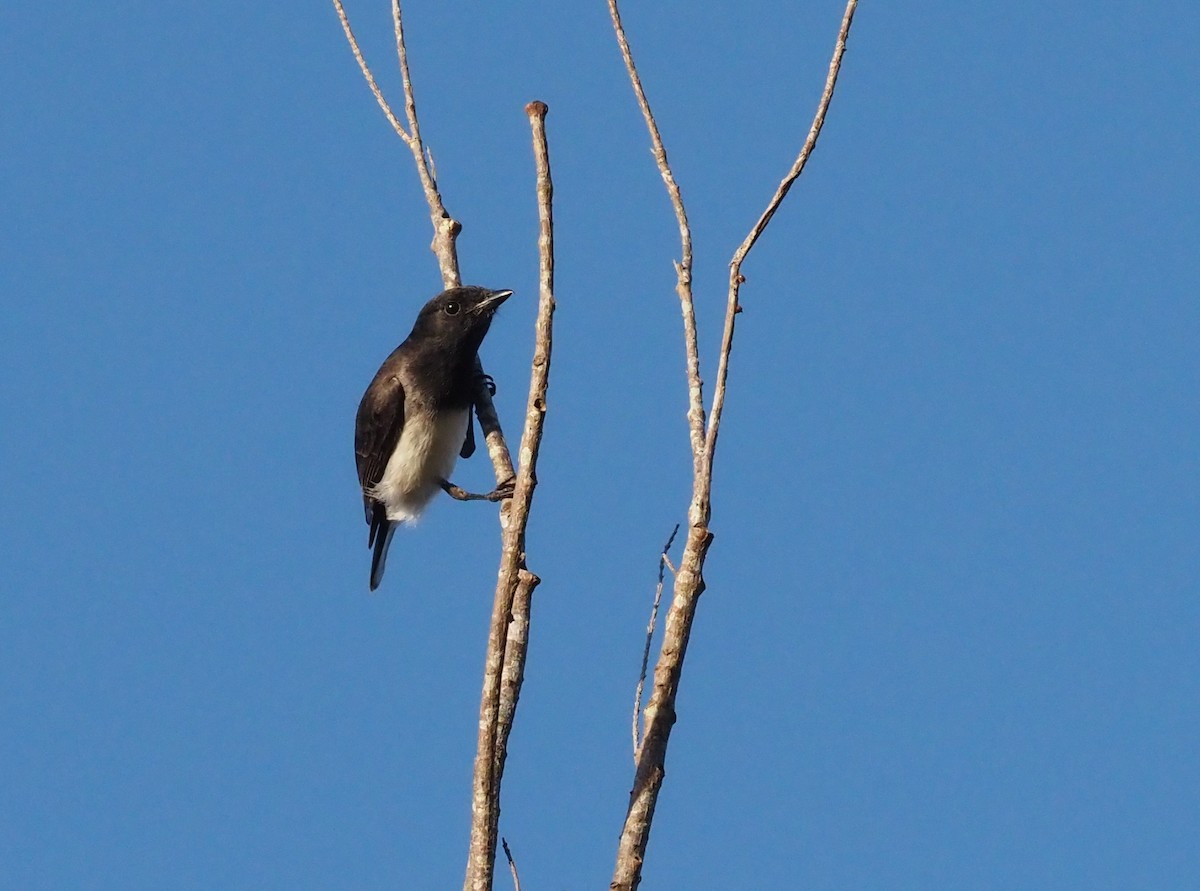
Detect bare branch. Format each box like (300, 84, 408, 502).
(464, 99, 556, 891)
(606, 0, 704, 469)
(610, 524, 712, 891)
(391, 0, 462, 287)
(330, 0, 412, 143)
(441, 479, 515, 502)
(473, 374, 517, 495)
(632, 524, 680, 759)
(705, 0, 859, 473)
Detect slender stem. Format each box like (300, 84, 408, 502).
(463, 100, 556, 891)
(606, 0, 704, 471)
(706, 0, 859, 475)
(330, 0, 411, 142)
(392, 0, 462, 286)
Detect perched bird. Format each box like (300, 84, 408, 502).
(355, 285, 513, 590)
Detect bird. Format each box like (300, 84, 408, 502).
(355, 285, 513, 590)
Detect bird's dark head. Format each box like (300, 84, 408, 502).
(409, 286, 512, 353)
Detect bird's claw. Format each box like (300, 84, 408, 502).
(440, 477, 516, 503)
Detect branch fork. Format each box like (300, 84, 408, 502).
(606, 2, 860, 888)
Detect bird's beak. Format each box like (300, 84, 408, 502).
(474, 289, 513, 314)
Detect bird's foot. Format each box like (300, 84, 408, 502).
(441, 477, 515, 502)
(475, 371, 497, 397)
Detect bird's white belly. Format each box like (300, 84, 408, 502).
(371, 406, 468, 522)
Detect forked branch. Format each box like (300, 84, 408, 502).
(607, 3, 860, 889)
(331, 0, 410, 142)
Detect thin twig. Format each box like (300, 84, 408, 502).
(606, 0, 704, 471)
(500, 838, 523, 891)
(705, 0, 859, 474)
(330, 0, 411, 142)
(464, 99, 556, 891)
(391, 0, 463, 286)
(633, 524, 680, 759)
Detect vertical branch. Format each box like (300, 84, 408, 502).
(495, 101, 556, 775)
(464, 100, 556, 891)
(610, 524, 712, 891)
(606, 0, 704, 470)
(608, 3, 860, 890)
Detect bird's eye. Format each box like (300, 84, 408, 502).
(444, 301, 461, 316)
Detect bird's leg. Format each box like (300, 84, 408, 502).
(475, 369, 497, 397)
(440, 477, 515, 502)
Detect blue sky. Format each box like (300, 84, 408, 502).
(3, 1, 1198, 888)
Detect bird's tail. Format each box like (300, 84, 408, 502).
(368, 507, 396, 591)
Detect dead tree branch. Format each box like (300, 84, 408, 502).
(331, 0, 409, 141)
(607, 3, 860, 889)
(464, 100, 557, 891)
(391, 0, 463, 286)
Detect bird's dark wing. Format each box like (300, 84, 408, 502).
(355, 371, 405, 523)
